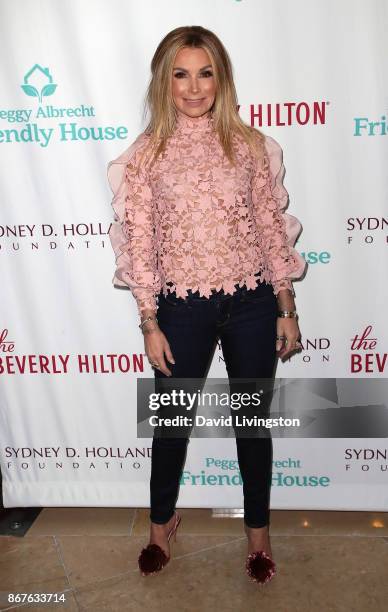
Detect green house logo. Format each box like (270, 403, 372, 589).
(21, 64, 57, 103)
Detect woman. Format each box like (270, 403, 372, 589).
(107, 26, 306, 585)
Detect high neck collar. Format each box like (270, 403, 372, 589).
(175, 109, 214, 132)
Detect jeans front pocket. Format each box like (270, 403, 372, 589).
(240, 282, 275, 305)
(157, 291, 188, 309)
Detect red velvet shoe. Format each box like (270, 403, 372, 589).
(138, 512, 181, 576)
(245, 550, 277, 585)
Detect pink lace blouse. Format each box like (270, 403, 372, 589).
(107, 110, 306, 317)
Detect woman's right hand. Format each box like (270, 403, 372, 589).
(143, 324, 175, 376)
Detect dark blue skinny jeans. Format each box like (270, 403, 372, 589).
(150, 275, 278, 528)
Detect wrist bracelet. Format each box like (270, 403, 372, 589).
(278, 310, 297, 318)
(139, 315, 158, 330)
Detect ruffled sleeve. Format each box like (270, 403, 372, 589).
(251, 134, 306, 296)
(107, 133, 161, 317)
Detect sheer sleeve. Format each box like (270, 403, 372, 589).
(251, 134, 306, 296)
(107, 134, 161, 317)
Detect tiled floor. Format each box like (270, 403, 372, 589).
(1, 508, 388, 611)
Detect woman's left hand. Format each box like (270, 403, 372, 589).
(276, 317, 302, 361)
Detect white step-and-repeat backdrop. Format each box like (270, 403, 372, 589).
(1, 0, 387, 509)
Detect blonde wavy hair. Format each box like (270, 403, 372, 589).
(137, 25, 265, 171)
